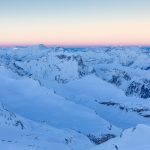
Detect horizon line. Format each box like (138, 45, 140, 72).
(0, 43, 150, 48)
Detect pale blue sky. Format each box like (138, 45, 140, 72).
(0, 0, 150, 45)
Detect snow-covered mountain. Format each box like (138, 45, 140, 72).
(0, 45, 150, 149)
(0, 103, 93, 150)
(89, 124, 150, 150)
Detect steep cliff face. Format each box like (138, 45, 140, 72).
(126, 80, 150, 99)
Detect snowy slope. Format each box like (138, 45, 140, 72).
(1, 45, 150, 99)
(51, 75, 150, 129)
(0, 45, 88, 84)
(0, 103, 93, 150)
(0, 45, 150, 149)
(1, 45, 150, 128)
(78, 46, 150, 99)
(89, 124, 150, 150)
(0, 66, 120, 143)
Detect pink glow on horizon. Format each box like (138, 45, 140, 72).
(0, 0, 150, 46)
(0, 21, 150, 46)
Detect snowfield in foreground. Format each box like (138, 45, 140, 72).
(89, 124, 150, 150)
(0, 103, 93, 150)
(0, 45, 150, 149)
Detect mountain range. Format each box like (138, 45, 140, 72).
(0, 45, 150, 150)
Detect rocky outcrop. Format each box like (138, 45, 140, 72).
(126, 80, 150, 99)
(87, 134, 116, 145)
(95, 100, 150, 118)
(0, 103, 25, 129)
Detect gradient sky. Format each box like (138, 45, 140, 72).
(0, 0, 150, 46)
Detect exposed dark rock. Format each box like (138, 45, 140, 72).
(54, 75, 68, 83)
(110, 75, 121, 86)
(15, 120, 24, 129)
(65, 137, 72, 144)
(109, 70, 131, 86)
(87, 134, 116, 145)
(126, 80, 150, 99)
(56, 54, 71, 61)
(95, 100, 150, 118)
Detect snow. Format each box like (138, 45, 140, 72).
(0, 103, 92, 150)
(0, 66, 120, 137)
(0, 45, 150, 149)
(51, 75, 150, 129)
(89, 124, 150, 150)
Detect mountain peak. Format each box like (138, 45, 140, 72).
(37, 44, 48, 50)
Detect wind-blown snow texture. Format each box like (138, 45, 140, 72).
(0, 45, 150, 150)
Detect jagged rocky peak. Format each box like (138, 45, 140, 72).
(20, 44, 48, 51)
(37, 44, 48, 49)
(53, 46, 65, 52)
(126, 79, 150, 99)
